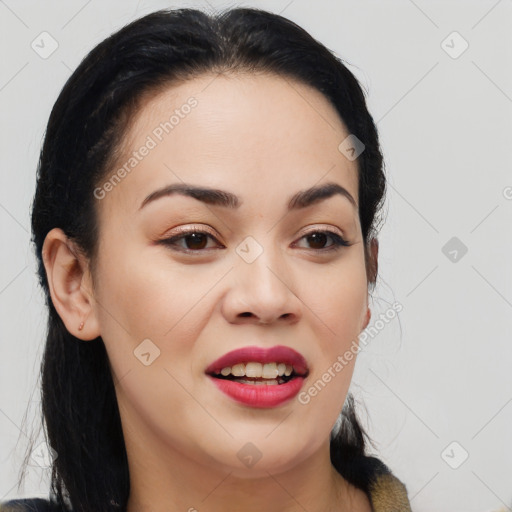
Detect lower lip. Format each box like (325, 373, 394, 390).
(207, 375, 306, 408)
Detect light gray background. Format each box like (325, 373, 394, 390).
(1, 1, 511, 511)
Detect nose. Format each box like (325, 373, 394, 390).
(221, 245, 301, 326)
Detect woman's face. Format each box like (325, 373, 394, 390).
(90, 72, 371, 476)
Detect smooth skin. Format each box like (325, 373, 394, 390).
(42, 72, 378, 512)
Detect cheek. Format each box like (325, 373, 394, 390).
(325, 277, 368, 337)
(95, 242, 187, 333)
(299, 251, 368, 340)
(296, 252, 367, 408)
(92, 247, 207, 441)
(92, 242, 218, 378)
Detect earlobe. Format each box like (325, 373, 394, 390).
(362, 307, 371, 331)
(42, 228, 100, 341)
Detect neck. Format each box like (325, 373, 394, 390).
(122, 417, 359, 512)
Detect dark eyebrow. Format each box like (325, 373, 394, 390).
(139, 181, 357, 211)
(139, 183, 240, 210)
(288, 182, 357, 210)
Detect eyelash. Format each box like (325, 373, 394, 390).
(158, 226, 351, 255)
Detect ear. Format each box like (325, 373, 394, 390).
(362, 237, 379, 331)
(362, 306, 371, 331)
(42, 228, 100, 340)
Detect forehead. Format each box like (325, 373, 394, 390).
(97, 72, 359, 217)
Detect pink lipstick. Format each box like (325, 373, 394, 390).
(205, 345, 309, 408)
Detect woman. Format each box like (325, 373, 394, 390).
(1, 7, 412, 512)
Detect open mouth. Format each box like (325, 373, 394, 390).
(207, 362, 308, 386)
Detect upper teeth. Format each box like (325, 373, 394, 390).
(216, 362, 293, 378)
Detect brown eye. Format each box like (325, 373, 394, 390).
(160, 229, 223, 254)
(306, 232, 328, 249)
(294, 230, 351, 252)
(182, 232, 209, 250)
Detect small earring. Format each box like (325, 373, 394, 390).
(78, 321, 84, 331)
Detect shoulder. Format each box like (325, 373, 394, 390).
(362, 456, 412, 512)
(335, 454, 412, 512)
(0, 498, 69, 512)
